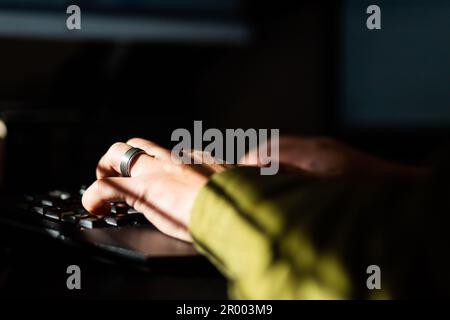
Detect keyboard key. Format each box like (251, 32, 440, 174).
(127, 207, 140, 214)
(61, 213, 90, 224)
(78, 216, 108, 229)
(41, 199, 57, 207)
(105, 213, 139, 227)
(44, 210, 77, 221)
(48, 190, 71, 201)
(79, 185, 87, 196)
(57, 202, 81, 211)
(32, 205, 51, 215)
(44, 209, 61, 221)
(75, 208, 91, 215)
(59, 210, 76, 218)
(111, 202, 129, 214)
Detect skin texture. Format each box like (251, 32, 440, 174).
(82, 136, 428, 242)
(240, 136, 429, 180)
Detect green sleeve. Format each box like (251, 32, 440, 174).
(189, 166, 450, 299)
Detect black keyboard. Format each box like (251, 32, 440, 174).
(16, 186, 149, 231)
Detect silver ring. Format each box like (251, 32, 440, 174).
(120, 147, 146, 177)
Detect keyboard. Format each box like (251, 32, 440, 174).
(16, 186, 149, 231)
(1, 186, 201, 264)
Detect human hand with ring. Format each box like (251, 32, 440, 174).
(82, 138, 228, 242)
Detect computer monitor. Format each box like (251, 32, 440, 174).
(340, 0, 450, 129)
(0, 0, 249, 43)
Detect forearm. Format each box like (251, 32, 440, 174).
(189, 167, 357, 299)
(189, 166, 447, 299)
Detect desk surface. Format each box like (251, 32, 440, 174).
(0, 224, 227, 299)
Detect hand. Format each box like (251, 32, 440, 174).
(82, 138, 228, 242)
(241, 136, 428, 180)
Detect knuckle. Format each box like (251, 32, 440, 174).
(109, 141, 126, 153)
(126, 137, 143, 145)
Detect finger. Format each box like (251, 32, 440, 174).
(82, 177, 138, 215)
(239, 142, 270, 166)
(82, 176, 192, 242)
(96, 142, 161, 179)
(239, 149, 260, 166)
(126, 137, 172, 161)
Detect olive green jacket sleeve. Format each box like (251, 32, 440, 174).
(189, 166, 450, 299)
